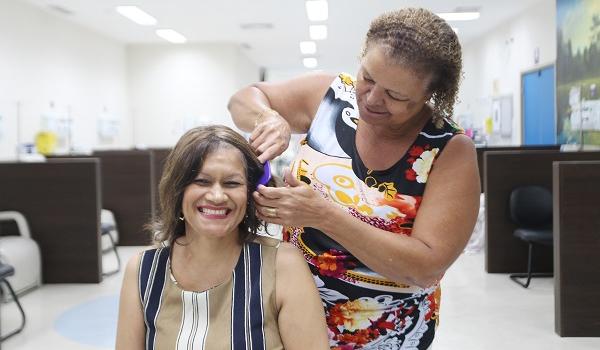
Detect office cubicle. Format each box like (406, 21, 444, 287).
(0, 159, 102, 283)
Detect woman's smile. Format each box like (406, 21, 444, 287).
(197, 205, 231, 218)
(364, 104, 390, 116)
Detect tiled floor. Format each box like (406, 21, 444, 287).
(1, 247, 599, 349)
(434, 253, 599, 349)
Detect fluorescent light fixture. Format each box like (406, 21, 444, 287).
(240, 22, 274, 30)
(156, 29, 187, 43)
(303, 57, 318, 68)
(437, 12, 480, 21)
(305, 1, 328, 21)
(300, 41, 317, 55)
(116, 6, 157, 26)
(309, 25, 327, 40)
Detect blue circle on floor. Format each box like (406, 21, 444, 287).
(54, 295, 118, 348)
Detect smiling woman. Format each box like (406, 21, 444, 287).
(228, 7, 480, 349)
(115, 125, 329, 350)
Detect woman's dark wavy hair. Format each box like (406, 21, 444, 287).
(149, 125, 269, 247)
(362, 8, 462, 128)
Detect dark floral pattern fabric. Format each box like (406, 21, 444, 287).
(285, 74, 462, 349)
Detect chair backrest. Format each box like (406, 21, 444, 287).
(101, 209, 119, 243)
(509, 186, 553, 228)
(0, 211, 32, 238)
(101, 209, 116, 227)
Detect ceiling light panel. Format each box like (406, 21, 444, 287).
(309, 25, 327, 40)
(306, 1, 328, 21)
(437, 12, 480, 21)
(300, 41, 317, 55)
(303, 57, 318, 68)
(115, 6, 157, 26)
(156, 29, 187, 44)
(239, 23, 274, 30)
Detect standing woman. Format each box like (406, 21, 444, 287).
(115, 126, 329, 350)
(228, 8, 480, 349)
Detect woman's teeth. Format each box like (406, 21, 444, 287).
(201, 208, 227, 215)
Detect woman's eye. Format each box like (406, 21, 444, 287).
(224, 181, 243, 187)
(193, 179, 210, 185)
(387, 92, 409, 102)
(387, 93, 401, 101)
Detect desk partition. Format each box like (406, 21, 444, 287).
(91, 150, 156, 246)
(475, 145, 559, 193)
(50, 149, 171, 246)
(0, 159, 101, 283)
(553, 160, 600, 337)
(483, 150, 600, 273)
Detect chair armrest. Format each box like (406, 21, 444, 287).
(0, 211, 32, 239)
(0, 262, 15, 279)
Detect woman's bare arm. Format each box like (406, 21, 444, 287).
(276, 242, 329, 350)
(115, 253, 145, 350)
(228, 73, 334, 162)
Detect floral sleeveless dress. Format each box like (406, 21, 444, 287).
(284, 73, 463, 349)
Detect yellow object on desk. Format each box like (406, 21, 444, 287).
(35, 131, 58, 155)
(484, 116, 494, 135)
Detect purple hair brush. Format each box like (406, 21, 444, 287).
(257, 160, 272, 189)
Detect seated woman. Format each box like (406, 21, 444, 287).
(115, 125, 329, 350)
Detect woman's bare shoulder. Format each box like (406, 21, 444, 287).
(275, 242, 306, 270)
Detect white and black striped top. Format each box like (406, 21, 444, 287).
(138, 239, 283, 350)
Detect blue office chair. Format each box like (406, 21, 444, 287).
(0, 262, 26, 342)
(508, 185, 554, 288)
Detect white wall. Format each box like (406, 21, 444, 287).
(0, 0, 130, 160)
(127, 44, 259, 147)
(456, 0, 556, 145)
(0, 0, 555, 154)
(0, 0, 260, 158)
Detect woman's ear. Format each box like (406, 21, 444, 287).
(426, 91, 433, 102)
(422, 84, 433, 103)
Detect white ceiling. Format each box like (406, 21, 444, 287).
(21, 0, 544, 73)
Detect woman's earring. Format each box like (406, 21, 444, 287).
(179, 215, 185, 221)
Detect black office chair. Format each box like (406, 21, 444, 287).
(0, 262, 26, 342)
(508, 185, 554, 288)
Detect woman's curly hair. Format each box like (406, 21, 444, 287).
(362, 8, 462, 128)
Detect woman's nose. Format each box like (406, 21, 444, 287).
(207, 184, 226, 203)
(366, 85, 384, 106)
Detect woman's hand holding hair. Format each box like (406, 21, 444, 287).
(249, 109, 291, 163)
(229, 74, 334, 162)
(254, 168, 333, 228)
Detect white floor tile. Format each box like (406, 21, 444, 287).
(433, 253, 600, 349)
